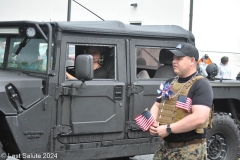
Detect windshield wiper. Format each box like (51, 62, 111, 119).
(14, 37, 29, 55)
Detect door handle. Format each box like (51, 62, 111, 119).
(114, 86, 123, 100)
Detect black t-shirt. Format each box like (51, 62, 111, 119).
(94, 67, 108, 79)
(156, 72, 213, 142)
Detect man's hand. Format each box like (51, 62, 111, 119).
(156, 124, 169, 138)
(149, 121, 159, 136)
(149, 122, 169, 138)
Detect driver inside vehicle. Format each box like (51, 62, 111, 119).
(66, 46, 108, 79)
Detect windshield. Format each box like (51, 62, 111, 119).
(6, 36, 48, 73)
(0, 37, 6, 65)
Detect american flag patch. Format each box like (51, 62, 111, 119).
(135, 109, 155, 131)
(176, 95, 192, 112)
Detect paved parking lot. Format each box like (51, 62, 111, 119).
(131, 154, 154, 160)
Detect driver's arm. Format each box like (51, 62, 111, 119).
(66, 72, 77, 79)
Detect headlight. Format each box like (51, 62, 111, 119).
(26, 27, 36, 37)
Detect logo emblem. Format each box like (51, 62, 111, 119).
(176, 44, 183, 49)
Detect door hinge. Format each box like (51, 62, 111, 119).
(126, 121, 141, 131)
(54, 125, 72, 137)
(60, 83, 83, 96)
(127, 85, 143, 96)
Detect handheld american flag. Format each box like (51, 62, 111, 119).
(134, 109, 155, 131)
(176, 95, 192, 112)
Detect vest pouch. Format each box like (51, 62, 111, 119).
(208, 104, 214, 129)
(157, 103, 176, 125)
(195, 121, 207, 134)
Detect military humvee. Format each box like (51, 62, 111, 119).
(0, 21, 240, 160)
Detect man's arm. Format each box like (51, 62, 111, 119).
(149, 102, 160, 136)
(152, 78, 213, 138)
(151, 104, 210, 138)
(170, 104, 210, 133)
(149, 78, 174, 136)
(66, 72, 77, 79)
(150, 102, 159, 120)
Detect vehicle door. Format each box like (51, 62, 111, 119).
(57, 35, 127, 143)
(127, 39, 182, 138)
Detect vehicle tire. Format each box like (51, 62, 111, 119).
(207, 112, 240, 160)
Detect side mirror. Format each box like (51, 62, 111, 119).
(75, 55, 93, 81)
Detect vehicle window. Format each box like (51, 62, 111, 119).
(7, 37, 48, 73)
(66, 44, 115, 80)
(68, 44, 75, 61)
(136, 47, 161, 79)
(0, 37, 6, 66)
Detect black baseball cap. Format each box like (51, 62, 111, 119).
(167, 43, 199, 61)
(202, 54, 209, 59)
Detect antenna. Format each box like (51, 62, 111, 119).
(70, 0, 105, 21)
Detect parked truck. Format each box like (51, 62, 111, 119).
(0, 20, 239, 160)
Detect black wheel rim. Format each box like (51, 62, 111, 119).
(207, 133, 227, 160)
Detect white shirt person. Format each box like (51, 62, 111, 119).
(217, 56, 231, 79)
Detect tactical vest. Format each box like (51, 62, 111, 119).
(157, 75, 214, 134)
